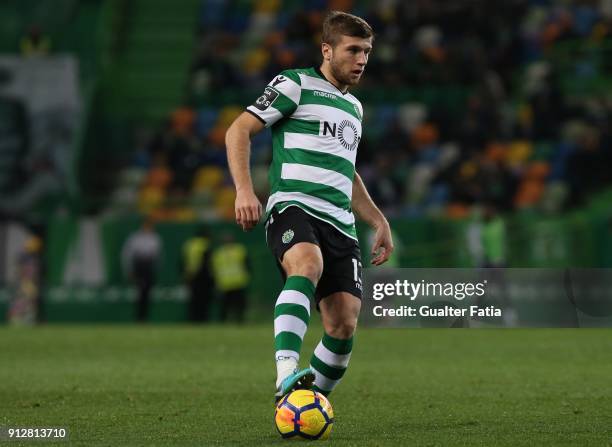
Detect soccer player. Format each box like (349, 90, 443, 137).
(226, 11, 393, 401)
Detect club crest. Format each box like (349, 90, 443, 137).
(282, 229, 295, 244)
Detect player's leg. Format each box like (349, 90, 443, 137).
(274, 242, 322, 394)
(306, 220, 362, 396)
(266, 207, 322, 398)
(310, 292, 360, 396)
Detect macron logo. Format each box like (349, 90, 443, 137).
(272, 75, 286, 87)
(314, 90, 338, 100)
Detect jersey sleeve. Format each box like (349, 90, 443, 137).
(355, 99, 364, 122)
(246, 70, 302, 127)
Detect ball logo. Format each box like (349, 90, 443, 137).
(282, 229, 295, 244)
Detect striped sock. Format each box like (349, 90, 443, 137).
(274, 276, 315, 383)
(310, 332, 353, 396)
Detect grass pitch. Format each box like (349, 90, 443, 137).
(1, 325, 610, 446)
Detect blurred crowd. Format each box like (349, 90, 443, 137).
(116, 0, 612, 221)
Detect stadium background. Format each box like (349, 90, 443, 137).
(2, 2, 612, 446)
(1, 0, 612, 323)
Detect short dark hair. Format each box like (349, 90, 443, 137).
(321, 11, 374, 47)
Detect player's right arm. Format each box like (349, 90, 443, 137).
(226, 112, 265, 231)
(226, 71, 301, 231)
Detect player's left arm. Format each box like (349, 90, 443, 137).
(351, 172, 394, 265)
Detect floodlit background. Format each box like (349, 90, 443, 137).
(1, 2, 611, 446)
(1, 0, 611, 323)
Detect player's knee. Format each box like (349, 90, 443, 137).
(326, 319, 357, 339)
(294, 261, 322, 284)
(283, 246, 323, 284)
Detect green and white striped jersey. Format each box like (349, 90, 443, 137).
(247, 67, 363, 240)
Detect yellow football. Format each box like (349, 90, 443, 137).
(274, 389, 334, 440)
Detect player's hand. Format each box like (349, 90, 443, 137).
(370, 220, 394, 266)
(235, 188, 262, 231)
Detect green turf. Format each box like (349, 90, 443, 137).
(1, 325, 611, 446)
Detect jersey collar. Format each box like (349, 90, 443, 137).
(315, 66, 349, 95)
